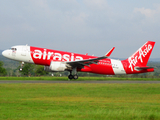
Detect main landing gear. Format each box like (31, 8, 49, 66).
(68, 73, 78, 80)
(68, 68, 78, 80)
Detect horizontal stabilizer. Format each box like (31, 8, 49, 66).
(134, 66, 154, 70)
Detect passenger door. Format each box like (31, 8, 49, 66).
(21, 46, 27, 56)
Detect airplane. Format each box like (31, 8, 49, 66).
(2, 41, 155, 79)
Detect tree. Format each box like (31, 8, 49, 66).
(0, 61, 7, 76)
(20, 63, 34, 76)
(35, 65, 49, 76)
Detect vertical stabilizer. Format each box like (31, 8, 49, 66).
(126, 41, 155, 72)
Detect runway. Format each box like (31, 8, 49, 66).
(0, 80, 160, 84)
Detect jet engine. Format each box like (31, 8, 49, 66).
(44, 61, 67, 72)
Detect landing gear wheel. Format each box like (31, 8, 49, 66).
(19, 68, 23, 71)
(74, 75, 78, 80)
(68, 75, 73, 80)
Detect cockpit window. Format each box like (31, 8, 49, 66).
(11, 48, 17, 51)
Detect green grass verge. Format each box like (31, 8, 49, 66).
(0, 76, 160, 80)
(0, 83, 160, 120)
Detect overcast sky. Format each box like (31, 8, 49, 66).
(0, 0, 160, 58)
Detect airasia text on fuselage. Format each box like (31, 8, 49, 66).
(32, 49, 84, 62)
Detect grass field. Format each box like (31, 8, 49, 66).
(0, 76, 160, 81)
(1, 83, 160, 120)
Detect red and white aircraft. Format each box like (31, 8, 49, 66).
(2, 41, 155, 79)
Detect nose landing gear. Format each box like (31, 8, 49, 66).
(19, 62, 24, 71)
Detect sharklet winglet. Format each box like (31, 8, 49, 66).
(105, 47, 115, 57)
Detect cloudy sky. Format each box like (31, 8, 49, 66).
(0, 0, 160, 58)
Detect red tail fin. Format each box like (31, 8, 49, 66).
(127, 41, 155, 71)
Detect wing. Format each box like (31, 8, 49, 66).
(66, 47, 115, 69)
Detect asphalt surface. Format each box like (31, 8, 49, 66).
(0, 80, 160, 84)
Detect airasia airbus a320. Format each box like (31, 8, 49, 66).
(2, 41, 155, 79)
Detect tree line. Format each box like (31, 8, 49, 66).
(1, 60, 160, 77)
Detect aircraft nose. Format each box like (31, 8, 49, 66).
(2, 50, 9, 57)
(2, 50, 6, 56)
